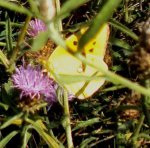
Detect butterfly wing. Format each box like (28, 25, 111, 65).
(47, 24, 109, 99)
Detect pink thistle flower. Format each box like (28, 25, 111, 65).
(12, 64, 56, 104)
(27, 19, 47, 37)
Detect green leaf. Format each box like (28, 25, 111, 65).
(80, 137, 97, 148)
(78, 0, 121, 51)
(25, 118, 61, 148)
(0, 102, 9, 111)
(0, 0, 32, 16)
(110, 19, 139, 41)
(3, 80, 14, 97)
(2, 80, 17, 109)
(0, 50, 9, 68)
(111, 65, 123, 72)
(0, 113, 23, 130)
(31, 31, 49, 51)
(102, 85, 125, 92)
(56, 86, 65, 107)
(21, 125, 32, 148)
(110, 37, 132, 50)
(5, 13, 13, 53)
(73, 118, 100, 131)
(0, 131, 18, 147)
(0, 21, 23, 27)
(56, 0, 89, 19)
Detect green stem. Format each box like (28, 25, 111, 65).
(0, 0, 32, 16)
(132, 114, 145, 138)
(9, 15, 31, 72)
(0, 50, 9, 68)
(55, 0, 63, 31)
(125, 0, 129, 23)
(102, 85, 125, 92)
(43, 107, 64, 146)
(0, 22, 23, 27)
(43, 107, 56, 137)
(141, 80, 150, 126)
(0, 42, 16, 47)
(138, 133, 150, 140)
(142, 98, 150, 126)
(130, 114, 145, 147)
(110, 19, 139, 41)
(75, 53, 150, 97)
(63, 89, 74, 148)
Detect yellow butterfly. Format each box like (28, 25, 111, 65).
(46, 24, 109, 99)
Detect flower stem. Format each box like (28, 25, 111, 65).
(130, 114, 145, 147)
(55, 0, 63, 31)
(63, 89, 74, 148)
(8, 15, 31, 72)
(43, 107, 64, 147)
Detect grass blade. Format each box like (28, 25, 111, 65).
(25, 118, 61, 148)
(0, 0, 32, 16)
(5, 14, 13, 53)
(78, 0, 121, 51)
(110, 19, 139, 41)
(0, 131, 18, 148)
(0, 113, 23, 130)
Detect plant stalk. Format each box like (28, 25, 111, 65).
(9, 15, 31, 72)
(75, 53, 150, 97)
(63, 89, 74, 148)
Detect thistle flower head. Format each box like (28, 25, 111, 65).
(27, 19, 47, 37)
(12, 64, 57, 104)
